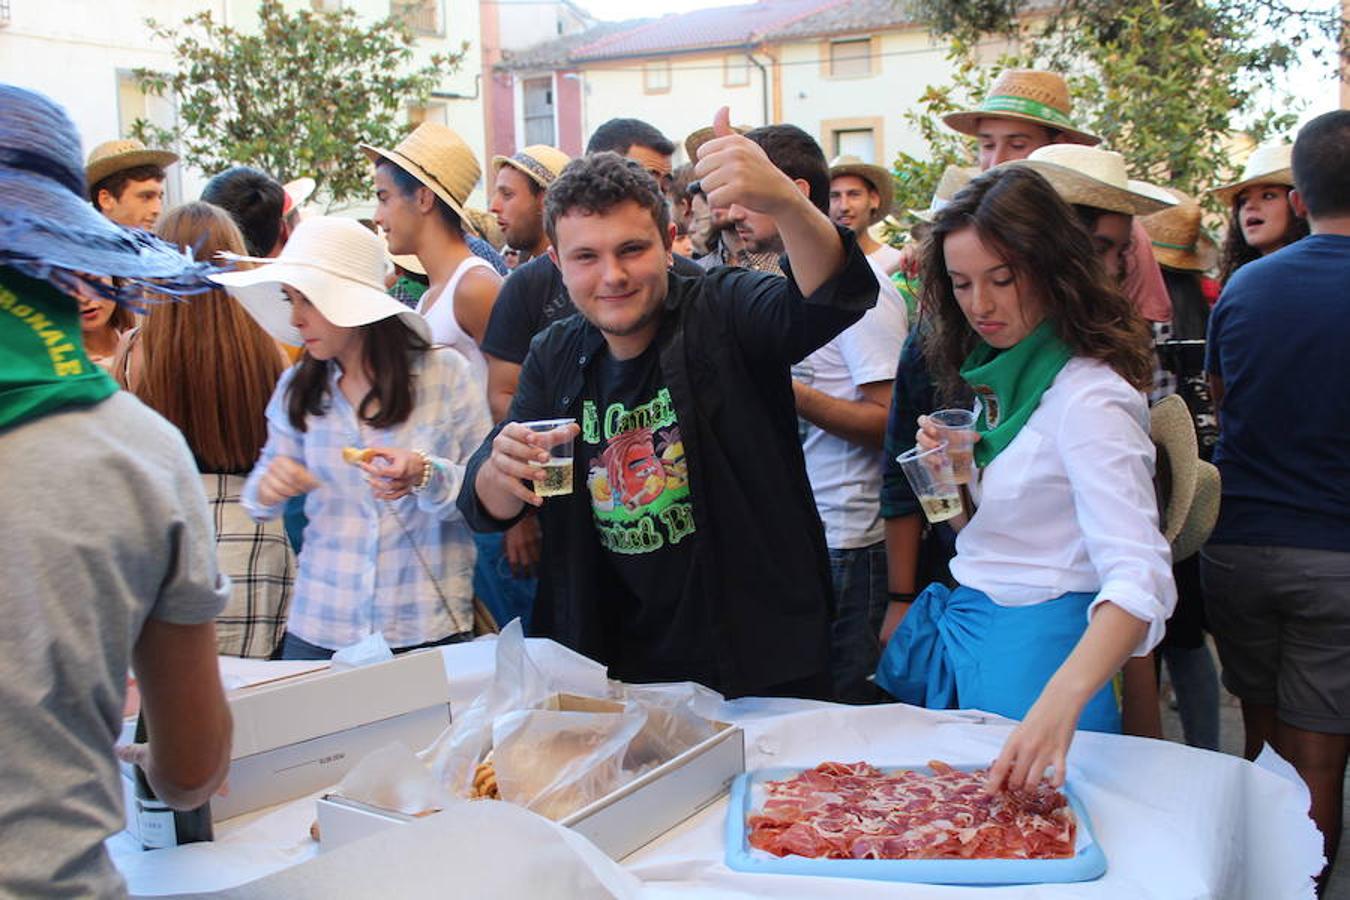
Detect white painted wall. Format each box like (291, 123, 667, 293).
(0, 0, 488, 211)
(575, 52, 769, 161)
(777, 28, 955, 169)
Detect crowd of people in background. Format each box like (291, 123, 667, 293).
(1, 71, 1348, 896)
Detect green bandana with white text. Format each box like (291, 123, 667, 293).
(959, 320, 1072, 467)
(0, 266, 117, 432)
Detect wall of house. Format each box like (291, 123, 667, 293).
(777, 27, 956, 169)
(575, 51, 770, 162)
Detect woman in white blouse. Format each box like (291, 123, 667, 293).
(876, 166, 1176, 792)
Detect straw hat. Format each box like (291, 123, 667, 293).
(1210, 142, 1294, 206)
(210, 216, 430, 347)
(1005, 145, 1175, 216)
(491, 145, 571, 191)
(1141, 188, 1219, 273)
(85, 138, 178, 189)
(1, 86, 206, 291)
(828, 155, 894, 225)
(910, 165, 980, 223)
(684, 123, 751, 162)
(361, 123, 480, 225)
(942, 69, 1100, 146)
(1150, 394, 1219, 562)
(462, 207, 503, 247)
(283, 176, 316, 215)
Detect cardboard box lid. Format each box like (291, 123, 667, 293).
(229, 649, 450, 759)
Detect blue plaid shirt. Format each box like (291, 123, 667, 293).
(242, 349, 491, 650)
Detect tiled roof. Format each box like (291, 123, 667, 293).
(762, 0, 920, 39)
(499, 0, 869, 69)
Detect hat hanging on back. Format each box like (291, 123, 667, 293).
(910, 165, 980, 223)
(828, 155, 895, 226)
(491, 145, 571, 192)
(942, 69, 1100, 146)
(0, 85, 211, 298)
(1005, 145, 1176, 216)
(1149, 393, 1219, 561)
(361, 123, 480, 227)
(1141, 188, 1219, 273)
(210, 216, 431, 347)
(1209, 142, 1294, 206)
(85, 138, 178, 191)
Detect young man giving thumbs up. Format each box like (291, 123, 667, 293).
(459, 109, 880, 698)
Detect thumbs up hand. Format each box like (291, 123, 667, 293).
(693, 107, 800, 218)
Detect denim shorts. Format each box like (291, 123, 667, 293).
(1201, 543, 1350, 733)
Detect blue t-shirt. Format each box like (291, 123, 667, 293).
(1205, 234, 1350, 551)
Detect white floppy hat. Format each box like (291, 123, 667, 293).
(210, 216, 429, 347)
(910, 165, 979, 223)
(1210, 142, 1294, 206)
(1005, 145, 1176, 216)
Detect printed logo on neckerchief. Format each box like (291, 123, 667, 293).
(973, 384, 1001, 428)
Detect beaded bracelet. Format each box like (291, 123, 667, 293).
(410, 449, 434, 494)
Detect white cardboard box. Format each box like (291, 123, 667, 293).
(122, 649, 451, 832)
(314, 693, 746, 860)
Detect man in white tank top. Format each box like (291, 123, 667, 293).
(362, 123, 503, 389)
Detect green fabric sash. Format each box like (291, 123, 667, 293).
(959, 320, 1072, 467)
(0, 266, 117, 432)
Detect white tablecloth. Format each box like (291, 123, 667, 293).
(110, 639, 1321, 899)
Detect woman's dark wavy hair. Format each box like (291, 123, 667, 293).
(919, 166, 1154, 400)
(286, 316, 429, 432)
(1216, 185, 1309, 284)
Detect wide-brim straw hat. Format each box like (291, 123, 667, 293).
(942, 69, 1100, 146)
(1210, 142, 1294, 206)
(283, 176, 317, 215)
(85, 138, 178, 189)
(685, 123, 751, 162)
(210, 216, 429, 347)
(1005, 145, 1175, 216)
(910, 165, 980, 223)
(1141, 187, 1219, 273)
(1150, 393, 1219, 561)
(828, 155, 894, 225)
(1, 85, 209, 295)
(361, 123, 480, 226)
(491, 145, 571, 191)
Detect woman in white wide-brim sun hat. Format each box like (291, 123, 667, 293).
(1211, 142, 1309, 285)
(215, 216, 492, 660)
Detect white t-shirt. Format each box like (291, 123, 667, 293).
(952, 357, 1176, 655)
(800, 261, 909, 549)
(868, 243, 903, 277)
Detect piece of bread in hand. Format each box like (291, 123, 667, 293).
(341, 446, 377, 466)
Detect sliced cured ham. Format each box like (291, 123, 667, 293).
(746, 761, 1076, 861)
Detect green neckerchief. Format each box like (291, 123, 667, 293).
(0, 266, 117, 431)
(959, 320, 1072, 467)
(891, 271, 921, 323)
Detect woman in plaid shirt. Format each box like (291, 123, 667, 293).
(216, 217, 492, 659)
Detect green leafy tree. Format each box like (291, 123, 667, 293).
(890, 0, 1346, 219)
(132, 0, 465, 208)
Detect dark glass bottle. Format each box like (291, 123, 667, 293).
(132, 714, 214, 850)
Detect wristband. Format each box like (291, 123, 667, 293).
(888, 591, 918, 604)
(410, 449, 434, 494)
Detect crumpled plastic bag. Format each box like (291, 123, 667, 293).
(329, 631, 394, 670)
(420, 619, 551, 798)
(331, 742, 452, 815)
(615, 682, 721, 773)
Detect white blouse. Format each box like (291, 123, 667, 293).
(951, 357, 1176, 655)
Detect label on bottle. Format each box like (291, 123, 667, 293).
(136, 798, 178, 850)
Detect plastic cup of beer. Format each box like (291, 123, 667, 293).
(929, 409, 977, 484)
(522, 418, 576, 498)
(896, 442, 962, 524)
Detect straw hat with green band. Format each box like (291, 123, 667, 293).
(361, 122, 480, 230)
(1141, 188, 1218, 273)
(943, 69, 1101, 147)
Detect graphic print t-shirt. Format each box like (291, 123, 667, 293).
(581, 345, 706, 682)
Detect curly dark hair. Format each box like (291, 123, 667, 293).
(920, 166, 1154, 400)
(1216, 186, 1309, 284)
(544, 152, 672, 248)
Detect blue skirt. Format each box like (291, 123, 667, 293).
(875, 583, 1121, 733)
